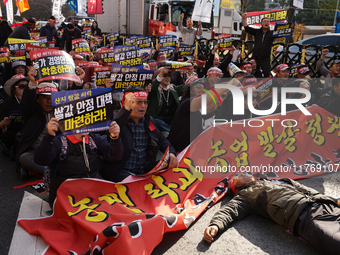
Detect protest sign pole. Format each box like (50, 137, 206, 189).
(195, 39, 198, 57)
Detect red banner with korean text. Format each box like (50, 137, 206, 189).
(246, 9, 288, 29)
(18, 105, 340, 254)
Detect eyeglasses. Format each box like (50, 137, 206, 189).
(15, 83, 27, 89)
(135, 100, 148, 105)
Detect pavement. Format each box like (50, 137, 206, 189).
(1, 147, 339, 255)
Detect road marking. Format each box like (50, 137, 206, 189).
(9, 191, 48, 255)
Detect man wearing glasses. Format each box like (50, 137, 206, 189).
(40, 16, 60, 46)
(59, 23, 81, 53)
(100, 86, 178, 182)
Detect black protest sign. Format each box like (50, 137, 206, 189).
(52, 88, 114, 136)
(99, 48, 115, 64)
(273, 23, 292, 38)
(113, 45, 142, 67)
(125, 36, 138, 46)
(37, 36, 48, 47)
(178, 43, 196, 57)
(72, 38, 91, 56)
(8, 38, 38, 60)
(136, 36, 152, 49)
(30, 49, 80, 83)
(106, 32, 119, 44)
(110, 63, 154, 92)
(82, 25, 92, 34)
(218, 34, 233, 50)
(94, 66, 112, 88)
(159, 46, 174, 59)
(159, 35, 177, 48)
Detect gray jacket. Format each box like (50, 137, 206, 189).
(178, 17, 202, 45)
(317, 58, 332, 89)
(209, 178, 338, 235)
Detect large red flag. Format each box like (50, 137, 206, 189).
(16, 0, 30, 13)
(87, 0, 103, 14)
(18, 105, 340, 254)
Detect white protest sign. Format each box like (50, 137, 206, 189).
(232, 50, 239, 62)
(192, 0, 213, 23)
(293, 0, 304, 9)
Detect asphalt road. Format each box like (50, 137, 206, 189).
(1, 147, 339, 255)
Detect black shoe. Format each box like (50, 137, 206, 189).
(20, 167, 29, 180)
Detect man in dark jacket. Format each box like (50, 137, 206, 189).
(204, 173, 340, 255)
(0, 17, 13, 47)
(40, 16, 60, 45)
(59, 23, 81, 53)
(5, 18, 36, 46)
(34, 117, 123, 207)
(318, 76, 340, 116)
(242, 13, 274, 77)
(16, 68, 57, 179)
(100, 86, 178, 182)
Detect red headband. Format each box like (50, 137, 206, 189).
(249, 59, 255, 63)
(36, 86, 58, 94)
(157, 54, 166, 59)
(148, 62, 158, 66)
(276, 64, 289, 72)
(12, 74, 26, 79)
(298, 67, 309, 74)
(208, 70, 222, 76)
(262, 18, 270, 22)
(241, 63, 252, 69)
(27, 21, 36, 25)
(49, 19, 57, 23)
(122, 91, 148, 106)
(197, 59, 206, 64)
(185, 75, 198, 85)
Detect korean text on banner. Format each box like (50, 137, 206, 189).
(17, 105, 340, 254)
(217, 34, 233, 50)
(52, 88, 114, 136)
(110, 63, 154, 92)
(72, 38, 91, 56)
(30, 49, 81, 83)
